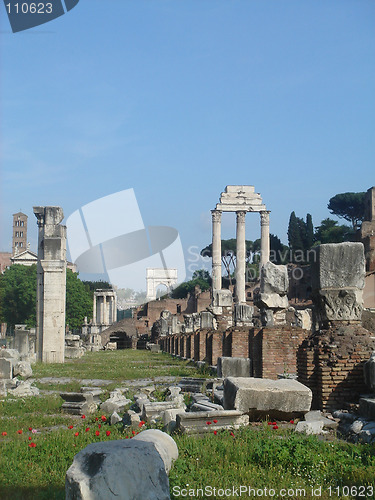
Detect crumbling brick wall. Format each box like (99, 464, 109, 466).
(298, 325, 375, 410)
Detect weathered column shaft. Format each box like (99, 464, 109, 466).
(33, 206, 67, 364)
(93, 295, 97, 325)
(235, 210, 246, 303)
(260, 211, 270, 269)
(211, 210, 222, 293)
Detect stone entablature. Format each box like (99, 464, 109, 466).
(215, 185, 266, 212)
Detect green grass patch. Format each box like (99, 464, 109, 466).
(32, 350, 205, 382)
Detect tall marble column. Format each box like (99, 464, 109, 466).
(211, 210, 222, 292)
(235, 210, 246, 303)
(92, 295, 97, 325)
(33, 206, 67, 363)
(260, 210, 270, 269)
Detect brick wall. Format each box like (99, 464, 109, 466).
(298, 325, 375, 409)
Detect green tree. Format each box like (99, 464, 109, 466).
(314, 218, 354, 244)
(305, 213, 314, 249)
(0, 266, 93, 330)
(0, 264, 37, 328)
(66, 269, 93, 330)
(328, 192, 366, 230)
(287, 212, 304, 250)
(171, 270, 211, 299)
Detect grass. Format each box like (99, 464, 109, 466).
(1, 349, 375, 499)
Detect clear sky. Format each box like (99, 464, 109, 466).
(1, 0, 374, 279)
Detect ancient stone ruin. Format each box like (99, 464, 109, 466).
(33, 206, 67, 363)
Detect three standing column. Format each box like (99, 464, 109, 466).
(211, 210, 222, 293)
(235, 211, 246, 304)
(260, 210, 270, 269)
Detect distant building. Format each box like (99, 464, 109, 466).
(12, 212, 28, 255)
(0, 252, 11, 273)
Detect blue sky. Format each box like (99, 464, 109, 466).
(1, 0, 374, 279)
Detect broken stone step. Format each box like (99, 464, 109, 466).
(60, 392, 94, 403)
(190, 402, 224, 412)
(192, 393, 210, 403)
(176, 410, 249, 435)
(178, 378, 207, 393)
(142, 401, 185, 422)
(61, 401, 97, 416)
(359, 397, 375, 420)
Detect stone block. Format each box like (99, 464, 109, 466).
(201, 311, 215, 329)
(65, 347, 85, 359)
(66, 430, 177, 500)
(142, 401, 185, 422)
(176, 410, 249, 435)
(359, 397, 375, 420)
(13, 361, 32, 378)
(101, 390, 132, 414)
(0, 358, 12, 379)
(212, 289, 233, 308)
(234, 304, 253, 325)
(61, 392, 97, 415)
(304, 410, 338, 430)
(316, 288, 363, 322)
(150, 344, 161, 353)
(81, 387, 103, 404)
(364, 352, 375, 391)
(0, 349, 20, 362)
(311, 242, 365, 290)
(110, 411, 122, 425)
(295, 421, 324, 435)
(11, 381, 39, 397)
(190, 401, 224, 412)
(217, 357, 251, 378)
(294, 309, 312, 330)
(260, 262, 289, 295)
(162, 408, 186, 433)
(223, 377, 312, 420)
(178, 378, 207, 393)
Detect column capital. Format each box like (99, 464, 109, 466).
(236, 210, 246, 223)
(211, 209, 222, 222)
(260, 210, 270, 226)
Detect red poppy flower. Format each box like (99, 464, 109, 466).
(17, 430, 23, 434)
(28, 437, 32, 440)
(1, 432, 7, 436)
(28, 427, 32, 431)
(68, 425, 73, 430)
(81, 415, 86, 419)
(206, 421, 212, 425)
(213, 420, 218, 424)
(85, 428, 90, 432)
(267, 422, 273, 425)
(98, 424, 101, 429)
(101, 416, 106, 422)
(95, 431, 100, 436)
(95, 417, 99, 421)
(214, 431, 217, 435)
(132, 430, 136, 435)
(272, 422, 277, 426)
(138, 422, 145, 428)
(28, 442, 36, 448)
(125, 436, 129, 439)
(290, 420, 294, 424)
(74, 432, 79, 437)
(106, 431, 111, 436)
(230, 432, 234, 437)
(273, 425, 279, 430)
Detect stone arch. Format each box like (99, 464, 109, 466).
(146, 268, 177, 301)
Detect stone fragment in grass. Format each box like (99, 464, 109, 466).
(0, 349, 20, 363)
(110, 412, 122, 425)
(66, 430, 177, 500)
(142, 401, 186, 423)
(11, 381, 39, 397)
(13, 361, 32, 379)
(0, 358, 12, 380)
(176, 410, 249, 435)
(223, 377, 312, 420)
(295, 421, 325, 435)
(100, 390, 131, 414)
